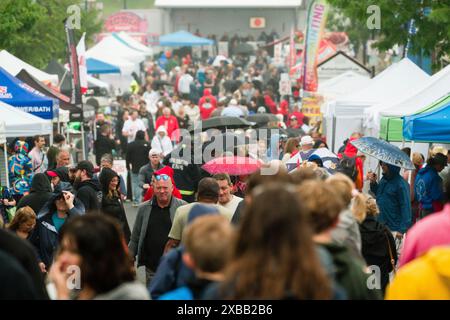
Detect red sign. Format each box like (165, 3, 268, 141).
(104, 12, 148, 33)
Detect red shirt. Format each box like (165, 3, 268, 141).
(155, 115, 180, 142)
(264, 95, 278, 114)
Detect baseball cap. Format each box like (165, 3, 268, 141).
(75, 160, 94, 175)
(46, 170, 58, 178)
(300, 135, 314, 146)
(149, 149, 161, 156)
(187, 204, 220, 224)
(290, 115, 298, 120)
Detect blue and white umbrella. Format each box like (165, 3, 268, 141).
(350, 137, 414, 170)
(286, 148, 339, 172)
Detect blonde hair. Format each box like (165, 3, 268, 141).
(365, 196, 380, 216)
(326, 173, 354, 206)
(352, 193, 368, 223)
(183, 215, 233, 273)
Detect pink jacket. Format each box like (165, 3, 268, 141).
(399, 204, 450, 268)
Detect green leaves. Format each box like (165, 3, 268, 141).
(0, 0, 102, 69)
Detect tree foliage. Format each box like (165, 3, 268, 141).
(326, 0, 450, 67)
(0, 0, 103, 69)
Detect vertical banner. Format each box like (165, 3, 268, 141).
(273, 42, 283, 65)
(289, 26, 296, 70)
(76, 32, 88, 95)
(218, 41, 229, 57)
(302, 0, 329, 93)
(64, 19, 82, 107)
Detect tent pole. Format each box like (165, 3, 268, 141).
(81, 123, 86, 161)
(408, 140, 415, 185)
(4, 146, 9, 189)
(50, 121, 54, 145)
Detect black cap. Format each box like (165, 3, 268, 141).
(75, 160, 94, 175)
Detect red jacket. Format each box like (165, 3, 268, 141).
(339, 137, 364, 191)
(287, 111, 305, 126)
(199, 89, 217, 120)
(278, 100, 289, 117)
(264, 95, 278, 114)
(155, 115, 180, 142)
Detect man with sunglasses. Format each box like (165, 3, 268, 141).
(129, 173, 186, 286)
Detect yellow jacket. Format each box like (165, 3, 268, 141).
(386, 247, 450, 300)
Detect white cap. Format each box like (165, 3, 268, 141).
(149, 149, 161, 156)
(300, 135, 314, 146)
(229, 99, 238, 106)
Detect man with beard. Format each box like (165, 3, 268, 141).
(73, 160, 101, 214)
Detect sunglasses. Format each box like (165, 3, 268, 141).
(154, 174, 170, 181)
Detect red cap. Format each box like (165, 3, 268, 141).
(46, 171, 58, 178)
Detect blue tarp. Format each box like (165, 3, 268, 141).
(403, 100, 450, 143)
(87, 58, 120, 74)
(159, 30, 214, 47)
(0, 67, 55, 120)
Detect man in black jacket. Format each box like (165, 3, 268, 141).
(73, 160, 101, 213)
(16, 173, 53, 215)
(94, 124, 116, 166)
(138, 149, 163, 199)
(126, 130, 151, 206)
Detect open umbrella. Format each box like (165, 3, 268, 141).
(202, 156, 261, 175)
(246, 113, 279, 127)
(234, 43, 255, 55)
(212, 55, 231, 67)
(286, 148, 339, 172)
(350, 137, 415, 170)
(188, 116, 254, 132)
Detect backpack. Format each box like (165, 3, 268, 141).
(337, 155, 358, 182)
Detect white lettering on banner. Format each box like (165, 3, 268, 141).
(15, 106, 51, 113)
(0, 93, 13, 99)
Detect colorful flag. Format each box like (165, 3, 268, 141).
(76, 32, 88, 95)
(302, 0, 329, 93)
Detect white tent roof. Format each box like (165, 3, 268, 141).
(0, 100, 52, 137)
(324, 59, 430, 117)
(87, 75, 109, 89)
(379, 64, 450, 117)
(0, 50, 59, 85)
(155, 0, 303, 8)
(116, 32, 153, 55)
(86, 35, 145, 65)
(318, 71, 371, 100)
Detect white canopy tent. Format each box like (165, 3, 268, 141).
(115, 32, 153, 55)
(86, 35, 146, 65)
(364, 64, 450, 138)
(318, 71, 371, 100)
(323, 58, 429, 153)
(0, 50, 59, 85)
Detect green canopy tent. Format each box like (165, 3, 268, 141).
(379, 94, 450, 141)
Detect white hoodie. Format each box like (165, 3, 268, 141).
(152, 126, 173, 156)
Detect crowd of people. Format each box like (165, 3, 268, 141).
(1, 46, 450, 300)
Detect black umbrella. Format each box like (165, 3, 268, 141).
(188, 116, 254, 132)
(246, 113, 279, 127)
(234, 43, 255, 55)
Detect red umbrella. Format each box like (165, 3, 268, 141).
(202, 156, 262, 176)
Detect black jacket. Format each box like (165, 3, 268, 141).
(0, 229, 48, 299)
(359, 216, 397, 292)
(29, 195, 85, 268)
(138, 162, 163, 195)
(99, 168, 131, 243)
(17, 173, 53, 214)
(94, 134, 116, 165)
(126, 139, 151, 174)
(74, 179, 101, 213)
(0, 250, 38, 300)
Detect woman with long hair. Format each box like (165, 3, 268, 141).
(99, 168, 131, 243)
(8, 206, 36, 240)
(281, 138, 299, 164)
(216, 183, 332, 299)
(49, 214, 149, 300)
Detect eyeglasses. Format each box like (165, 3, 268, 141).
(154, 174, 170, 181)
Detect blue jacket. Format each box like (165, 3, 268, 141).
(29, 196, 85, 268)
(149, 246, 196, 300)
(370, 164, 411, 233)
(414, 166, 444, 210)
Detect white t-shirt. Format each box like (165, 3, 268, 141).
(122, 118, 147, 143)
(178, 74, 194, 94)
(221, 195, 243, 214)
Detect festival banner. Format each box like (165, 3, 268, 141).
(76, 32, 88, 95)
(302, 0, 329, 92)
(64, 19, 82, 108)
